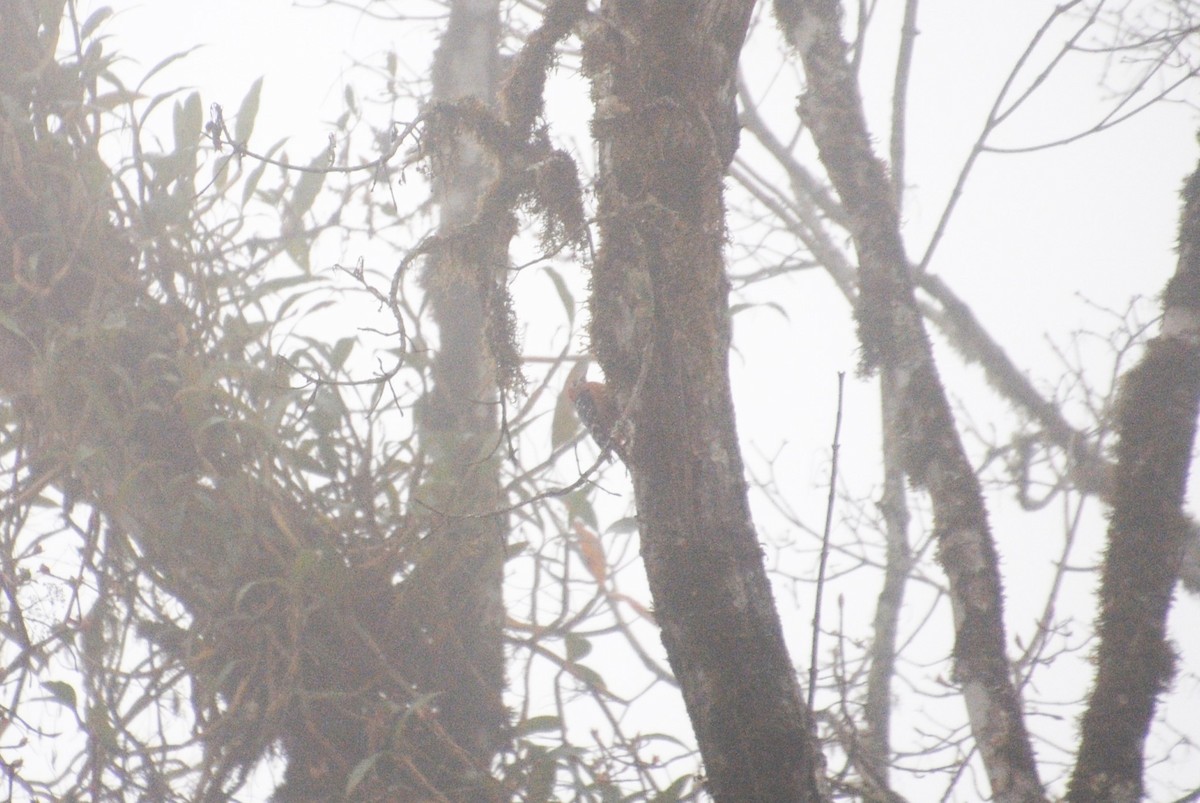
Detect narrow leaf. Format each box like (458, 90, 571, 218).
(136, 47, 203, 91)
(234, 77, 264, 144)
(345, 753, 380, 796)
(330, 336, 355, 370)
(80, 7, 113, 40)
(514, 715, 562, 737)
(290, 156, 328, 219)
(543, 266, 575, 325)
(551, 387, 581, 450)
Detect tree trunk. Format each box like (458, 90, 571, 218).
(582, 2, 825, 799)
(1068, 161, 1200, 803)
(410, 0, 508, 786)
(861, 368, 912, 795)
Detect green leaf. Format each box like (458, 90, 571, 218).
(543, 266, 575, 325)
(241, 137, 287, 208)
(514, 715, 562, 737)
(565, 633, 591, 662)
(289, 156, 328, 219)
(211, 155, 231, 193)
(242, 160, 267, 207)
(567, 662, 606, 692)
(650, 775, 693, 802)
(42, 680, 78, 711)
(330, 336, 355, 370)
(551, 386, 581, 450)
(563, 490, 597, 530)
(80, 7, 113, 40)
(234, 77, 263, 144)
(173, 91, 202, 156)
(136, 47, 203, 92)
(172, 91, 202, 193)
(345, 754, 380, 796)
(606, 517, 639, 535)
(285, 235, 312, 272)
(0, 310, 30, 342)
(249, 273, 313, 300)
(89, 89, 143, 112)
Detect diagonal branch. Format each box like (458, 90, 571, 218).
(739, 85, 1116, 501)
(772, 1, 1044, 799)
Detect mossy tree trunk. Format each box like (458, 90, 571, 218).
(1067, 162, 1200, 803)
(582, 2, 825, 799)
(408, 0, 509, 791)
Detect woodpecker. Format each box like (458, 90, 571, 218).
(564, 361, 630, 465)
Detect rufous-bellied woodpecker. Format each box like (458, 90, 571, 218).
(564, 361, 630, 465)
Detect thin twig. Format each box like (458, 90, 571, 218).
(916, 0, 1091, 273)
(889, 0, 919, 208)
(809, 371, 846, 711)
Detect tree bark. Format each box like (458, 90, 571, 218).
(583, 2, 825, 800)
(1067, 161, 1200, 803)
(861, 368, 911, 794)
(772, 1, 1044, 800)
(411, 0, 508, 785)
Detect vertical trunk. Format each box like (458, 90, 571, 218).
(411, 0, 508, 789)
(583, 2, 825, 799)
(861, 369, 911, 794)
(772, 1, 1044, 799)
(1068, 163, 1200, 803)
